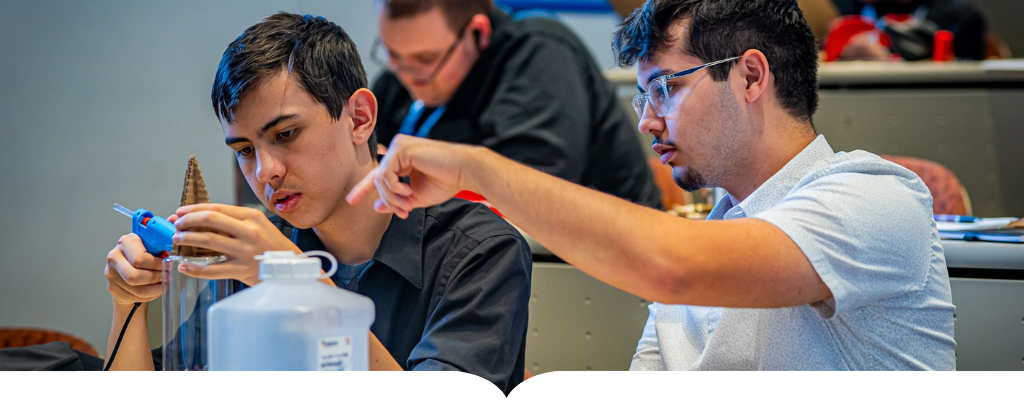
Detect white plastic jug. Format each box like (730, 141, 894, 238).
(207, 250, 375, 371)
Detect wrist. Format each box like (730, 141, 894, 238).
(112, 299, 147, 314)
(460, 145, 493, 196)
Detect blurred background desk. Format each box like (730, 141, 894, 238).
(524, 234, 1024, 372)
(608, 60, 1024, 217)
(943, 240, 1024, 371)
(816, 61, 1024, 218)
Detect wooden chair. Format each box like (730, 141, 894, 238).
(984, 33, 1012, 60)
(0, 327, 99, 357)
(880, 155, 972, 216)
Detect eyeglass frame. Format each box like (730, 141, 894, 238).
(632, 56, 741, 119)
(370, 19, 474, 82)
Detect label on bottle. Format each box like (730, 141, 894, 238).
(318, 336, 352, 371)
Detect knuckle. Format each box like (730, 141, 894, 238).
(125, 270, 140, 286)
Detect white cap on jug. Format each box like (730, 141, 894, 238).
(255, 250, 337, 280)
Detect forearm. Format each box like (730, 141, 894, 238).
(464, 148, 696, 302)
(461, 148, 826, 308)
(105, 300, 156, 371)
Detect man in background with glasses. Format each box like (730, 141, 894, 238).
(351, 0, 955, 370)
(370, 0, 662, 209)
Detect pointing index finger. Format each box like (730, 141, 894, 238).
(347, 169, 377, 205)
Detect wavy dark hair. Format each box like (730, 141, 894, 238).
(212, 12, 375, 155)
(613, 0, 819, 121)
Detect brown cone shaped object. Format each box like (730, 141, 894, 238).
(173, 156, 220, 257)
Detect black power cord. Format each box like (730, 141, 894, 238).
(103, 302, 142, 371)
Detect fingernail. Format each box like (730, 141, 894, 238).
(173, 233, 183, 243)
(178, 262, 191, 272)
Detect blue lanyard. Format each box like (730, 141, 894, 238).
(862, 4, 929, 30)
(399, 100, 447, 137)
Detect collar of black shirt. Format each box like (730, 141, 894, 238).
(290, 208, 426, 289)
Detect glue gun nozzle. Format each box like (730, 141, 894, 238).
(112, 203, 133, 218)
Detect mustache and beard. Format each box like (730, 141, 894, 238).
(666, 81, 750, 194)
(674, 167, 708, 192)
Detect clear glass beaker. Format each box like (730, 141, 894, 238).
(161, 255, 232, 371)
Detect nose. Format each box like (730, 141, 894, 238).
(637, 106, 666, 139)
(255, 149, 284, 185)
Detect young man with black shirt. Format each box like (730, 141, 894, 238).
(102, 12, 530, 393)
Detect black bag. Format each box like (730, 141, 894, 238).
(0, 341, 105, 371)
(885, 19, 941, 61)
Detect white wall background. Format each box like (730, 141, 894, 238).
(0, 0, 384, 353)
(0, 0, 620, 355)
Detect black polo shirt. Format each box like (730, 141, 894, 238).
(372, 9, 662, 209)
(156, 199, 531, 395)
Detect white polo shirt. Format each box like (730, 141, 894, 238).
(630, 135, 956, 370)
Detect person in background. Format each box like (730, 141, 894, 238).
(102, 12, 530, 393)
(350, 0, 956, 370)
(371, 0, 662, 209)
(831, 0, 987, 60)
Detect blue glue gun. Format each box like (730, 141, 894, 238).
(113, 203, 176, 258)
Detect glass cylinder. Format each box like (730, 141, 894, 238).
(161, 255, 232, 371)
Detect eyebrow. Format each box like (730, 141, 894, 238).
(224, 114, 298, 146)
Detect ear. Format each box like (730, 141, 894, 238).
(467, 13, 492, 49)
(736, 50, 771, 104)
(347, 88, 377, 147)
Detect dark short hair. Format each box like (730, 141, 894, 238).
(212, 12, 376, 156)
(377, 0, 495, 31)
(613, 0, 819, 121)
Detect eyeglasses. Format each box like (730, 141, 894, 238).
(370, 20, 472, 82)
(632, 56, 741, 119)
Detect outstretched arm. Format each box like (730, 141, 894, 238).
(347, 136, 829, 308)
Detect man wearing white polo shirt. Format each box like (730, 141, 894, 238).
(350, 0, 956, 370)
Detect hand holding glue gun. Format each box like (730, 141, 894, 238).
(112, 204, 176, 258)
(103, 203, 182, 371)
(105, 204, 181, 307)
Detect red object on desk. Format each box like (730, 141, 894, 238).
(934, 30, 955, 61)
(455, 190, 504, 217)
